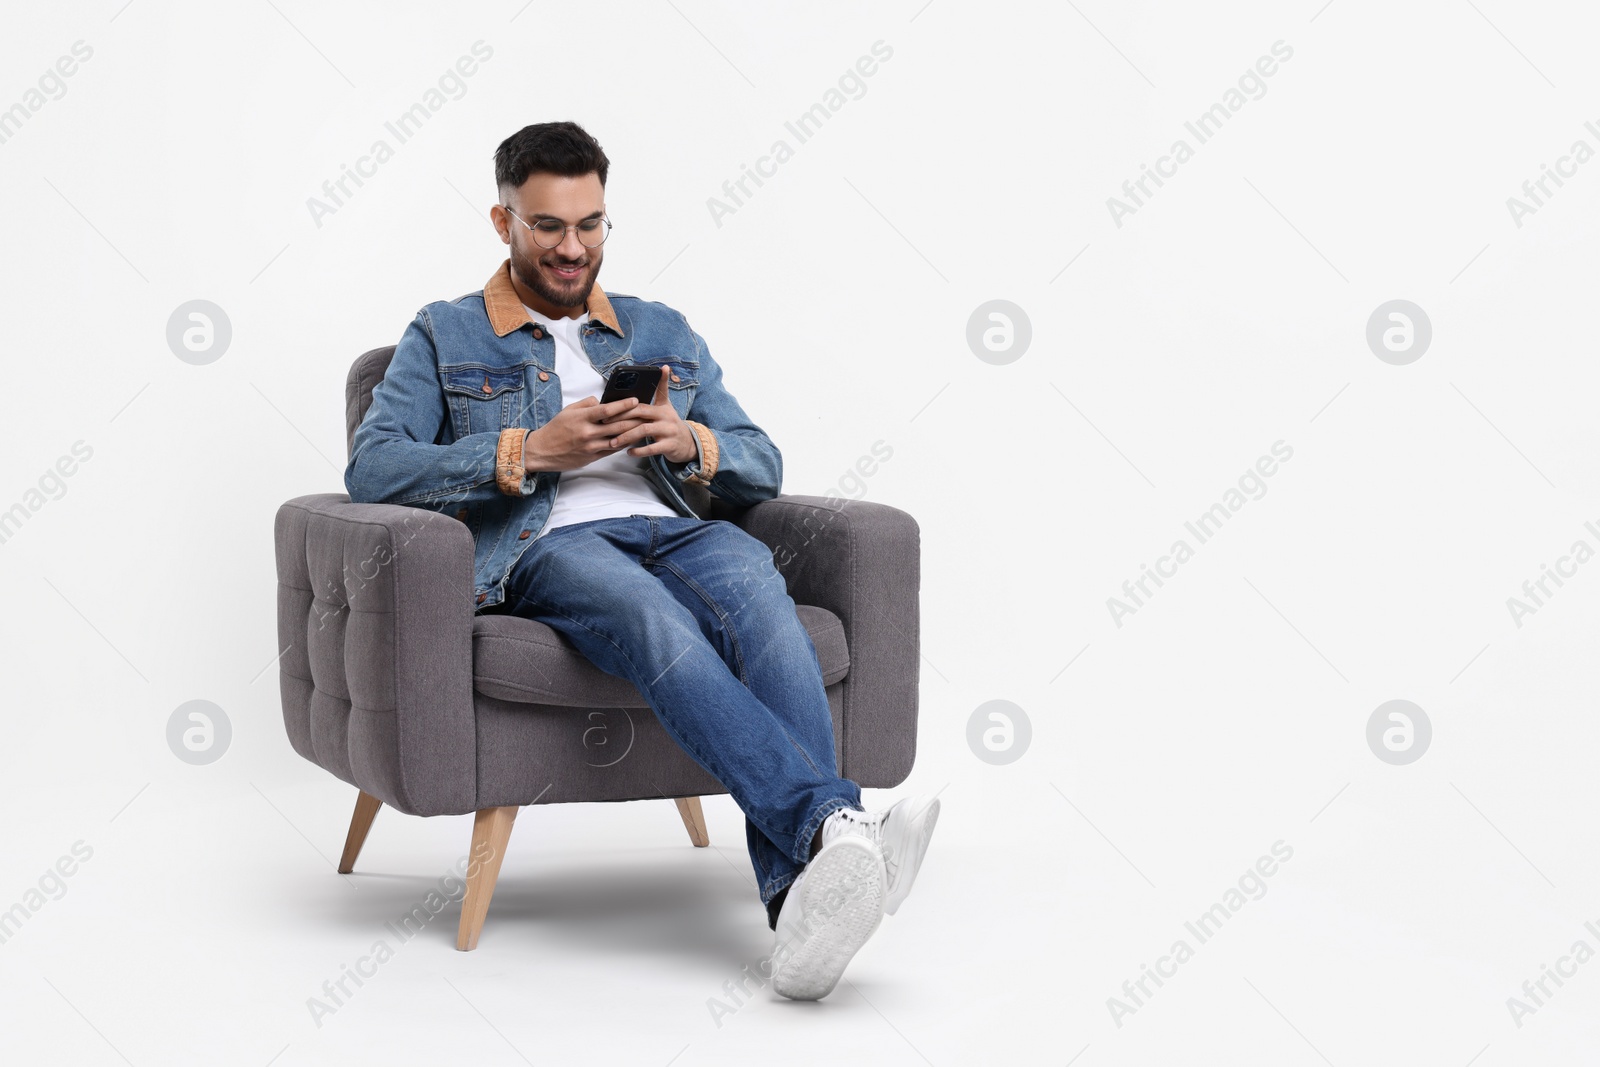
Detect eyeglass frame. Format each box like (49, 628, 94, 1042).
(501, 205, 613, 249)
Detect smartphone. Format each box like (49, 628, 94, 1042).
(598, 363, 664, 407)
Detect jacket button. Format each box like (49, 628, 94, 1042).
(532, 326, 544, 339)
(455, 508, 468, 522)
(475, 592, 487, 604)
(518, 530, 530, 539)
(670, 373, 681, 383)
(481, 378, 492, 394)
(538, 371, 550, 381)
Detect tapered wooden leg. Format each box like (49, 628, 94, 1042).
(337, 791, 383, 874)
(456, 806, 518, 951)
(674, 797, 710, 848)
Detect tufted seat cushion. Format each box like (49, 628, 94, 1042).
(472, 604, 850, 707)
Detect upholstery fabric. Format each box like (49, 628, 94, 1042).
(472, 604, 849, 707)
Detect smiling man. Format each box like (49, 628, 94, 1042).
(344, 121, 938, 1000)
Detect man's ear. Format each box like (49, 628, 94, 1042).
(489, 205, 510, 245)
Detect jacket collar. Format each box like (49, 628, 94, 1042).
(482, 258, 622, 338)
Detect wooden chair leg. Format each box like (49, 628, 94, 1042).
(337, 790, 383, 874)
(674, 796, 710, 848)
(457, 806, 518, 951)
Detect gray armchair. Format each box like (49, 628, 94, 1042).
(274, 346, 922, 949)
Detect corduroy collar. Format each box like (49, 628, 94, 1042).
(481, 257, 622, 338)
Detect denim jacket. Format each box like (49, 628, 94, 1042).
(345, 259, 784, 611)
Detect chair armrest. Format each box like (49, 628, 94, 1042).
(731, 494, 921, 787)
(274, 493, 476, 816)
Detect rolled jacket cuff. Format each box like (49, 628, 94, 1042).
(681, 421, 719, 487)
(495, 427, 532, 496)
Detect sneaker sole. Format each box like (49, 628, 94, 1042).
(772, 838, 885, 1001)
(884, 795, 940, 915)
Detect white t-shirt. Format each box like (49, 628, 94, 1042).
(524, 305, 678, 539)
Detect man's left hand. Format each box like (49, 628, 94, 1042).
(603, 366, 696, 463)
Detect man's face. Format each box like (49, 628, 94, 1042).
(497, 172, 606, 316)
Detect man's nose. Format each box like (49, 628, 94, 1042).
(557, 227, 586, 258)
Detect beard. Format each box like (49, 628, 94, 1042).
(509, 238, 602, 311)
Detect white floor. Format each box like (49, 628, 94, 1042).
(0, 764, 1042, 1067)
(7, 711, 1599, 1066)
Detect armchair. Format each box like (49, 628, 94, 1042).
(273, 346, 921, 948)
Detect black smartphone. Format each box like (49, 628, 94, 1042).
(598, 363, 664, 407)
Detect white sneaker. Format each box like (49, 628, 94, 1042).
(770, 836, 886, 1001)
(819, 794, 940, 915)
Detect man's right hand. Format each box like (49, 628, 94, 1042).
(523, 396, 648, 473)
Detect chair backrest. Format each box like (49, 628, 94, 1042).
(346, 346, 397, 460)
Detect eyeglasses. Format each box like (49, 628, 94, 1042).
(502, 206, 612, 249)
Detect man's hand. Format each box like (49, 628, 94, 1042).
(601, 366, 697, 464)
(523, 395, 649, 473)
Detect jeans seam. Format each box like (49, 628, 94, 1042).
(645, 515, 662, 560)
(644, 557, 748, 686)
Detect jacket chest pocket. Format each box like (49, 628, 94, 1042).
(441, 366, 528, 435)
(623, 359, 698, 415)
(665, 362, 698, 417)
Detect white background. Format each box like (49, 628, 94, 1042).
(2, 1, 1598, 1064)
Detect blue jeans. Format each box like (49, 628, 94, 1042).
(498, 513, 861, 912)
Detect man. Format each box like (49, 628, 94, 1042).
(344, 121, 938, 1000)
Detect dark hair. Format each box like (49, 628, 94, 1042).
(494, 121, 609, 194)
